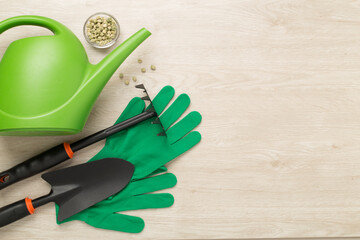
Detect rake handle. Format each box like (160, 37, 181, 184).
(0, 111, 156, 191)
(0, 144, 70, 190)
(71, 111, 155, 151)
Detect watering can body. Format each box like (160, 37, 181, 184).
(0, 16, 151, 135)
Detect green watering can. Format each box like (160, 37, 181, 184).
(0, 15, 151, 136)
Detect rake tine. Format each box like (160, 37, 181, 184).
(157, 131, 166, 136)
(135, 84, 145, 89)
(141, 96, 150, 101)
(152, 118, 161, 124)
(145, 105, 155, 113)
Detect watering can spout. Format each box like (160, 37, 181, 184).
(88, 28, 151, 86)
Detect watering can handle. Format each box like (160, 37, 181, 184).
(0, 15, 67, 35)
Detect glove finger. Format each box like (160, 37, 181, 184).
(100, 173, 177, 204)
(114, 97, 145, 124)
(57, 203, 145, 233)
(56, 204, 97, 224)
(128, 173, 177, 196)
(167, 111, 202, 145)
(150, 85, 175, 114)
(160, 93, 190, 130)
(58, 193, 174, 231)
(111, 193, 175, 212)
(84, 212, 145, 233)
(172, 131, 201, 156)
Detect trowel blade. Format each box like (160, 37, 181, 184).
(41, 158, 134, 222)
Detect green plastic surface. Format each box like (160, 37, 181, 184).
(56, 86, 202, 232)
(0, 15, 151, 135)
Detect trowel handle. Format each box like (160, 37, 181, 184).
(0, 198, 34, 227)
(0, 144, 72, 190)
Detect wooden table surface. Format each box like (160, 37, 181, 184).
(3, 0, 360, 239)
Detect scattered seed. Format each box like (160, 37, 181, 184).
(138, 58, 143, 64)
(150, 65, 156, 71)
(119, 73, 124, 79)
(124, 79, 130, 85)
(132, 76, 137, 82)
(141, 68, 146, 73)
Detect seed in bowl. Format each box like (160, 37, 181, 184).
(86, 16, 117, 46)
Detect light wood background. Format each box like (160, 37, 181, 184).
(3, 0, 360, 239)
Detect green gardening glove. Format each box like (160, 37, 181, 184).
(56, 86, 202, 232)
(59, 173, 177, 233)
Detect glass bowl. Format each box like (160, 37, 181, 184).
(83, 12, 120, 49)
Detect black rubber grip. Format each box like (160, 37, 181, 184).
(0, 144, 70, 190)
(0, 198, 31, 227)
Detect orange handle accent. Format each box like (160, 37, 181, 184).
(25, 197, 35, 214)
(63, 142, 74, 158)
(0, 175, 7, 183)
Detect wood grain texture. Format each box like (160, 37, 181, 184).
(2, 0, 360, 239)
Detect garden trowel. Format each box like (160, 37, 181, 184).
(0, 158, 134, 228)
